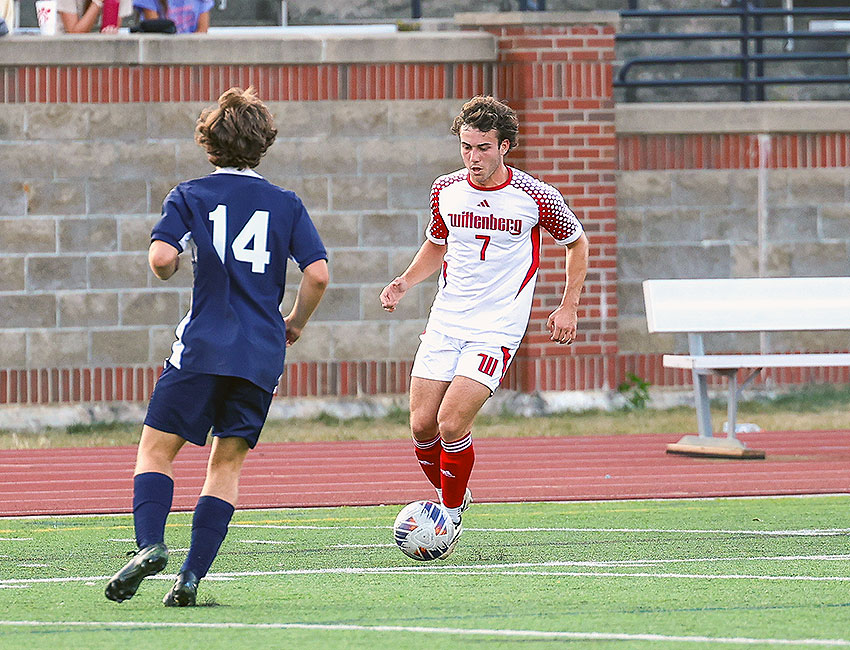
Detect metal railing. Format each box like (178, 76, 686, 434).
(616, 3, 850, 101)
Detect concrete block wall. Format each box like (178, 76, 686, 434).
(0, 29, 504, 403)
(0, 17, 625, 404)
(2, 15, 848, 406)
(0, 99, 460, 373)
(0, 14, 626, 405)
(617, 102, 850, 388)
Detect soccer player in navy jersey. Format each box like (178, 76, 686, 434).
(105, 87, 328, 606)
(380, 96, 589, 557)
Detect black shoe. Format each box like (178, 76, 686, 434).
(105, 542, 169, 603)
(163, 570, 199, 607)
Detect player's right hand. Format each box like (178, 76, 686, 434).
(380, 277, 408, 312)
(284, 319, 302, 346)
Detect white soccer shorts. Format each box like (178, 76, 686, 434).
(410, 329, 518, 394)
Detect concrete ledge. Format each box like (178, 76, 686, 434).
(455, 11, 620, 28)
(617, 102, 850, 134)
(319, 33, 496, 64)
(0, 31, 497, 66)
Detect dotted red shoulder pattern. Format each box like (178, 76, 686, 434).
(428, 171, 467, 242)
(510, 168, 580, 243)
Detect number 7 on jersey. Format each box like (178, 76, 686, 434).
(475, 234, 490, 261)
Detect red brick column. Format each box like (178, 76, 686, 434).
(458, 13, 619, 392)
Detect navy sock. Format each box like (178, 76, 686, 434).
(181, 495, 235, 579)
(132, 472, 174, 548)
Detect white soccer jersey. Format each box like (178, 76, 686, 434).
(424, 166, 583, 346)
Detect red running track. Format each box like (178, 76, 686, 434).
(1, 430, 849, 517)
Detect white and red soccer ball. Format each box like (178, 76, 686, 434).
(393, 500, 455, 561)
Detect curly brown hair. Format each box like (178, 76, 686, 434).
(450, 96, 519, 153)
(195, 87, 278, 169)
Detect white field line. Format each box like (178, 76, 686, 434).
(4, 554, 850, 585)
(0, 620, 847, 646)
(230, 523, 850, 536)
(1, 492, 849, 522)
(394, 571, 850, 582)
(552, 554, 850, 567)
(231, 524, 383, 530)
(468, 527, 850, 536)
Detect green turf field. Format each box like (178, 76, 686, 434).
(2, 496, 850, 649)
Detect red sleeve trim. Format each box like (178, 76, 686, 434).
(515, 224, 541, 298)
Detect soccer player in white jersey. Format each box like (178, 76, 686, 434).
(105, 87, 328, 606)
(380, 96, 588, 556)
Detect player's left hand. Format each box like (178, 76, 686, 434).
(380, 277, 408, 312)
(546, 305, 577, 345)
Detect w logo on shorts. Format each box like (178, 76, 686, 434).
(477, 353, 498, 377)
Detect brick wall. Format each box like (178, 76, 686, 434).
(457, 12, 619, 392)
(0, 15, 626, 406)
(2, 15, 849, 408)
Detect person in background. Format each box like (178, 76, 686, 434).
(104, 87, 328, 607)
(134, 0, 212, 33)
(56, 0, 132, 33)
(0, 0, 13, 35)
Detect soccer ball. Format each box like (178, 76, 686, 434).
(393, 500, 455, 561)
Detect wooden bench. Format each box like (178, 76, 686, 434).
(642, 277, 850, 458)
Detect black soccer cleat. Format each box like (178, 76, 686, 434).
(163, 570, 199, 607)
(105, 542, 169, 603)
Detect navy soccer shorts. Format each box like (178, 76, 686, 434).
(144, 362, 274, 449)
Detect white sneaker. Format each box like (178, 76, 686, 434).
(434, 488, 472, 516)
(438, 516, 462, 560)
(437, 489, 472, 560)
(460, 487, 473, 514)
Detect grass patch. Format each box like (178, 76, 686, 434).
(735, 382, 850, 413)
(2, 384, 849, 450)
(65, 421, 139, 436)
(1, 497, 850, 649)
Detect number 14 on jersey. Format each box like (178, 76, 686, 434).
(209, 204, 271, 273)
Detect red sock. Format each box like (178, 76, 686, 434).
(413, 434, 442, 489)
(440, 433, 474, 509)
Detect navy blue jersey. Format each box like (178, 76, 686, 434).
(151, 168, 327, 392)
